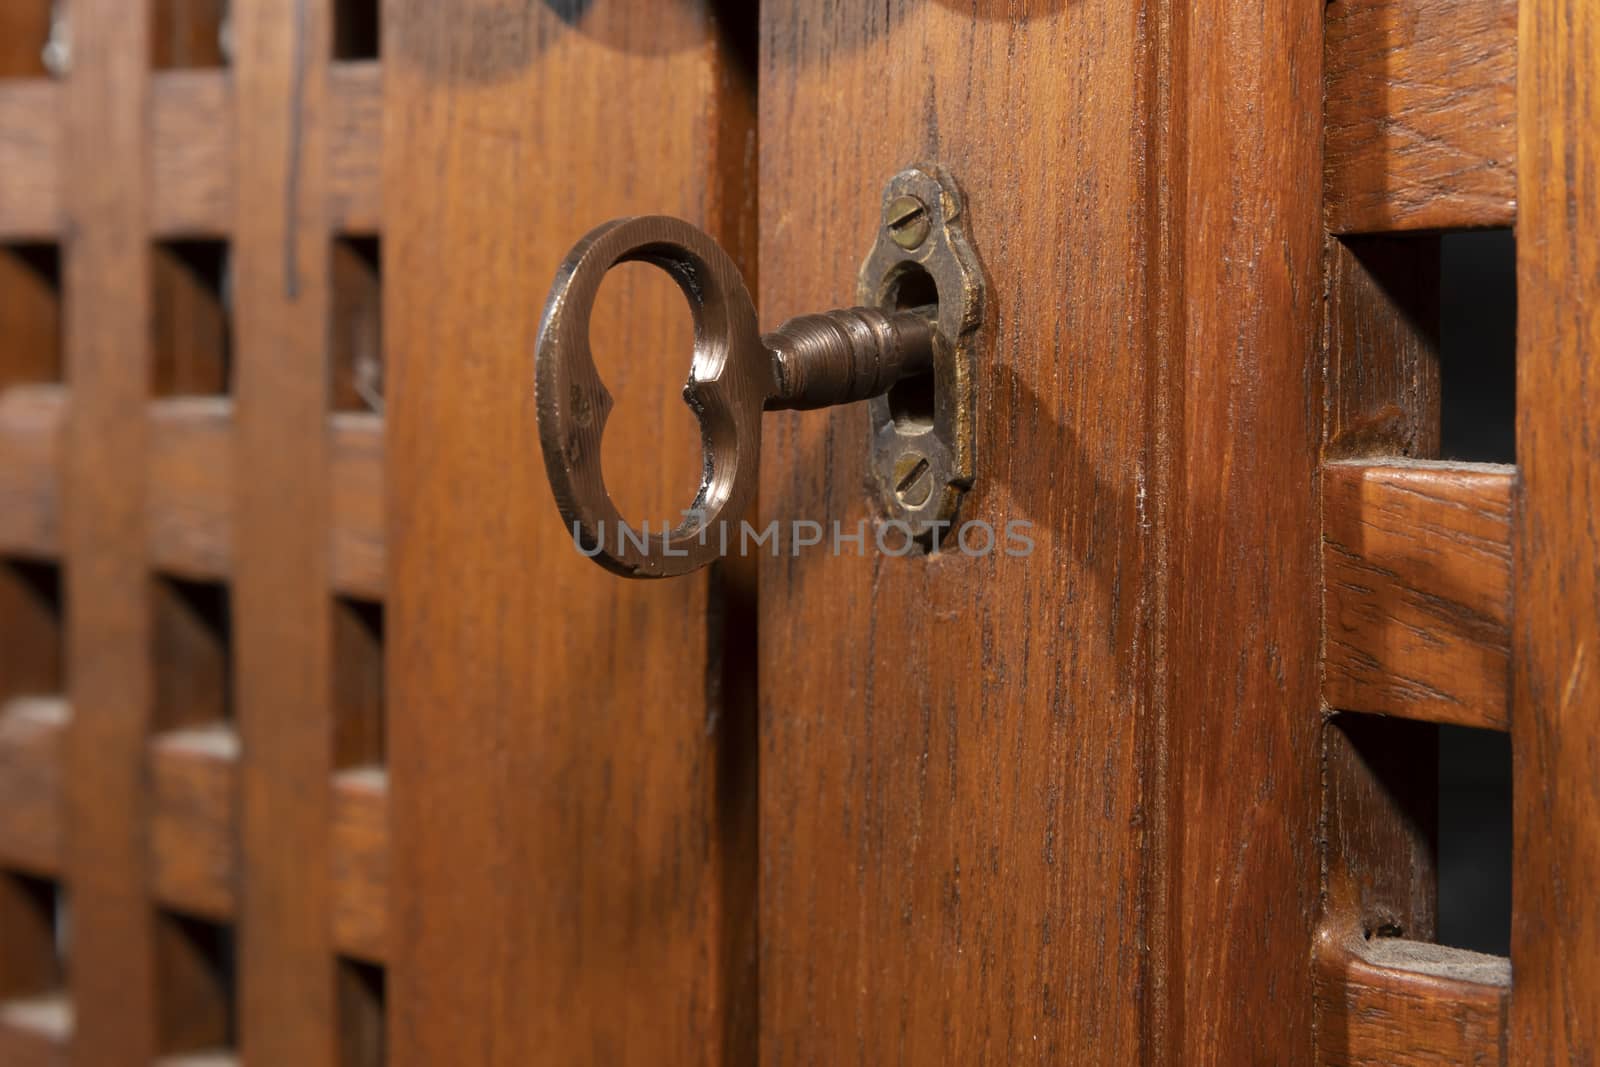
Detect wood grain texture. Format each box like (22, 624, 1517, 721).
(232, 0, 336, 1061)
(0, 995, 71, 1067)
(761, 6, 1157, 1060)
(1325, 237, 1440, 461)
(61, 0, 159, 1060)
(0, 386, 63, 558)
(0, 697, 68, 876)
(148, 398, 234, 579)
(1323, 461, 1513, 729)
(145, 731, 388, 960)
(329, 413, 384, 599)
(0, 83, 58, 240)
(326, 62, 381, 236)
(387, 2, 756, 1062)
(1324, 0, 1517, 234)
(110, 65, 375, 240)
(1315, 933, 1508, 1066)
(148, 725, 238, 921)
(0, 395, 384, 592)
(1166, 0, 1326, 1059)
(1510, 0, 1600, 1058)
(151, 71, 233, 238)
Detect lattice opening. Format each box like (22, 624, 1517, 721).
(152, 241, 232, 398)
(0, 4, 53, 79)
(0, 873, 66, 998)
(0, 560, 63, 701)
(151, 576, 232, 733)
(0, 245, 61, 388)
(151, 0, 229, 69)
(330, 236, 383, 414)
(333, 597, 384, 769)
(333, 0, 381, 60)
(155, 911, 235, 1056)
(1440, 230, 1516, 463)
(338, 958, 385, 1066)
(1437, 724, 1512, 955)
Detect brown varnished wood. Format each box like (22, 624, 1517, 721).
(61, 0, 159, 1059)
(150, 71, 233, 238)
(231, 0, 336, 1061)
(0, 870, 58, 997)
(149, 64, 381, 239)
(153, 911, 231, 1056)
(151, 241, 229, 397)
(151, 0, 226, 71)
(148, 725, 238, 921)
(1324, 0, 1517, 234)
(1166, 0, 1326, 1058)
(1315, 933, 1508, 1066)
(761, 6, 1156, 1057)
(0, 83, 58, 240)
(388, 1, 756, 1061)
(1, 395, 384, 595)
(0, 245, 60, 388)
(0, 386, 62, 558)
(0, 697, 68, 876)
(0, 994, 70, 1067)
(147, 398, 234, 580)
(145, 733, 390, 961)
(1510, 0, 1600, 1058)
(0, 4, 50, 79)
(1325, 237, 1441, 460)
(329, 413, 384, 598)
(326, 63, 382, 236)
(1323, 461, 1513, 730)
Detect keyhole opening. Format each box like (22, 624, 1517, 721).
(884, 263, 939, 432)
(590, 261, 704, 532)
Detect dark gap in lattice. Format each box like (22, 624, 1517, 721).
(1437, 724, 1512, 955)
(0, 4, 53, 79)
(152, 240, 232, 398)
(333, 597, 384, 768)
(151, 0, 229, 70)
(333, 0, 381, 60)
(1439, 230, 1516, 463)
(338, 957, 386, 1066)
(0, 559, 63, 701)
(0, 244, 62, 389)
(151, 575, 232, 733)
(0, 871, 66, 999)
(330, 236, 383, 414)
(155, 910, 235, 1055)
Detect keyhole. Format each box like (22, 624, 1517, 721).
(884, 263, 938, 432)
(590, 260, 704, 532)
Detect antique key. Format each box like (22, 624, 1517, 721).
(535, 164, 984, 578)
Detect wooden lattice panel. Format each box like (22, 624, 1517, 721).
(0, 2, 387, 1063)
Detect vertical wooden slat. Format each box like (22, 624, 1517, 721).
(1510, 0, 1600, 1059)
(233, 0, 334, 1062)
(1167, 0, 1324, 1058)
(61, 0, 158, 1060)
(387, 3, 756, 1062)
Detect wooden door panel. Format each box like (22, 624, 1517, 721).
(386, 4, 757, 1063)
(757, 3, 1322, 1063)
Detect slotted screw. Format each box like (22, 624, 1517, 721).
(884, 195, 931, 250)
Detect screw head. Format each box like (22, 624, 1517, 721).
(893, 451, 933, 508)
(884, 195, 931, 250)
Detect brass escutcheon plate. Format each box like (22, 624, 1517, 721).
(859, 164, 984, 543)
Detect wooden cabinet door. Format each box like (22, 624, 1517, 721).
(389, 2, 1594, 1066)
(4, 0, 1593, 1062)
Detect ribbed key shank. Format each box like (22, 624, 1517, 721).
(763, 308, 936, 411)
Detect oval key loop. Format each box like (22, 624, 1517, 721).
(536, 166, 984, 579)
(536, 216, 769, 578)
